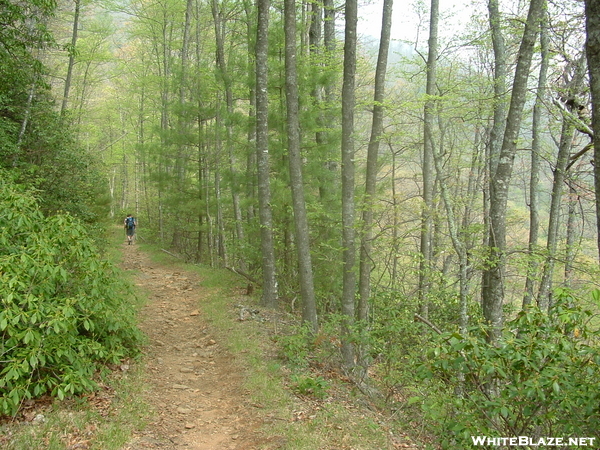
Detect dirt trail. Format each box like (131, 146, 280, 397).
(120, 243, 266, 450)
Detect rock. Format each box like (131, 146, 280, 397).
(179, 367, 194, 373)
(176, 407, 192, 414)
(172, 384, 189, 390)
(190, 310, 200, 316)
(185, 423, 195, 429)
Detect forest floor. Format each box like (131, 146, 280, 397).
(120, 242, 269, 450)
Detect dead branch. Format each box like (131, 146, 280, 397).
(225, 266, 261, 286)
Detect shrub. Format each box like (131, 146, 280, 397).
(415, 290, 600, 448)
(0, 179, 142, 416)
(291, 374, 330, 399)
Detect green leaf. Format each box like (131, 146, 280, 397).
(552, 381, 560, 395)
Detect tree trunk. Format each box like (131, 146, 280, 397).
(584, 0, 600, 262)
(482, 0, 544, 343)
(61, 0, 81, 115)
(340, 0, 358, 369)
(256, 0, 278, 307)
(486, 0, 507, 175)
(357, 0, 393, 368)
(284, 0, 318, 331)
(522, 9, 549, 309)
(417, 0, 439, 319)
(564, 182, 578, 286)
(538, 52, 587, 310)
(211, 0, 245, 258)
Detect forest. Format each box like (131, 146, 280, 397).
(2, 0, 600, 447)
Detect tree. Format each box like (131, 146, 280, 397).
(537, 52, 587, 310)
(522, 9, 549, 309)
(340, 0, 358, 369)
(417, 0, 439, 319)
(283, 0, 318, 331)
(256, 0, 278, 307)
(358, 0, 393, 364)
(584, 0, 600, 262)
(482, 0, 545, 342)
(61, 0, 81, 116)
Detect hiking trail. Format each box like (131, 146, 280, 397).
(120, 242, 267, 450)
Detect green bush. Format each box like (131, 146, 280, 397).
(0, 179, 142, 416)
(291, 373, 330, 399)
(416, 290, 600, 448)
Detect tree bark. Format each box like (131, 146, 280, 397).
(584, 0, 600, 262)
(538, 52, 586, 310)
(284, 0, 318, 331)
(482, 0, 544, 343)
(61, 0, 81, 116)
(341, 0, 358, 369)
(417, 0, 439, 319)
(358, 0, 393, 359)
(523, 8, 549, 309)
(256, 0, 278, 307)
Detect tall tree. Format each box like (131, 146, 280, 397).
(211, 0, 245, 256)
(522, 8, 549, 309)
(283, 0, 318, 331)
(417, 0, 439, 319)
(482, 0, 544, 342)
(584, 0, 600, 262)
(340, 0, 358, 368)
(61, 0, 81, 115)
(256, 0, 278, 307)
(358, 0, 393, 353)
(538, 52, 587, 310)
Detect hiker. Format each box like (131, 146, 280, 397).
(124, 214, 137, 245)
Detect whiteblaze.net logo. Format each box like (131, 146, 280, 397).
(471, 436, 597, 447)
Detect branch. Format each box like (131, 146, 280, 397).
(553, 98, 593, 138)
(567, 142, 594, 171)
(414, 313, 443, 335)
(161, 248, 182, 259)
(225, 266, 261, 286)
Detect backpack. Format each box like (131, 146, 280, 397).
(126, 217, 135, 229)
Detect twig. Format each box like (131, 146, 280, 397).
(414, 313, 443, 335)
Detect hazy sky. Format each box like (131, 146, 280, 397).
(358, 0, 473, 42)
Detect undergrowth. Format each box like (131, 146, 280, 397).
(0, 180, 142, 417)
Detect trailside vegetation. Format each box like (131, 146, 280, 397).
(0, 176, 142, 416)
(0, 0, 140, 417)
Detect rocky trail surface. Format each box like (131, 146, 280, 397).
(121, 243, 267, 450)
